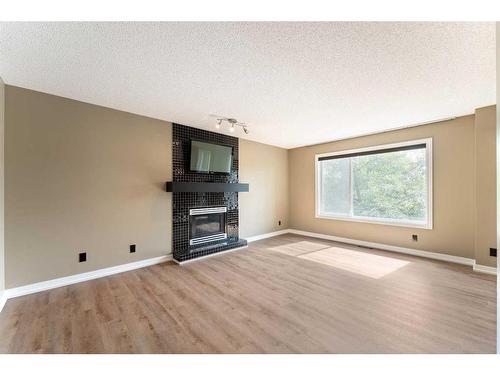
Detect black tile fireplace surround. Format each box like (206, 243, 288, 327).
(169, 123, 248, 263)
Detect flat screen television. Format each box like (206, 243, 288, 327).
(190, 140, 233, 174)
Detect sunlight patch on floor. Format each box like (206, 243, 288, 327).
(298, 246, 410, 279)
(268, 241, 331, 256)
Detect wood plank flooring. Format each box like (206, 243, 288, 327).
(0, 234, 496, 353)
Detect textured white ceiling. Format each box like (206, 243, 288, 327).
(0, 22, 495, 148)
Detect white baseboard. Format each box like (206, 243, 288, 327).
(288, 229, 476, 266)
(250, 228, 494, 274)
(473, 263, 497, 275)
(3, 254, 173, 305)
(1, 228, 495, 314)
(246, 229, 289, 243)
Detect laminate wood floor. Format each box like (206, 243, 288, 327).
(0, 234, 496, 353)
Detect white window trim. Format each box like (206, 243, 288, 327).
(315, 138, 433, 230)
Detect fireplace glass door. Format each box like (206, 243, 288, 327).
(189, 207, 227, 246)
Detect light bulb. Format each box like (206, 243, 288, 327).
(229, 125, 235, 132)
(215, 123, 220, 129)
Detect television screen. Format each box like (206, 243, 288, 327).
(190, 140, 233, 174)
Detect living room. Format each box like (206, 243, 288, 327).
(0, 3, 499, 372)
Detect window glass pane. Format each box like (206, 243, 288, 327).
(320, 158, 350, 215)
(351, 148, 427, 222)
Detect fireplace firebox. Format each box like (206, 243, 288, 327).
(189, 207, 227, 246)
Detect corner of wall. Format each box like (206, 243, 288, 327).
(495, 21, 500, 354)
(239, 139, 290, 238)
(473, 105, 497, 268)
(0, 76, 5, 298)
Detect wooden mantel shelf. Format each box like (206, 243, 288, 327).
(165, 182, 250, 193)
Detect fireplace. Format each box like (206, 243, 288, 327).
(169, 123, 248, 263)
(189, 206, 227, 246)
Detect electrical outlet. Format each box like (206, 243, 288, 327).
(412, 234, 418, 242)
(79, 252, 87, 262)
(278, 220, 282, 226)
(490, 248, 497, 257)
(130, 244, 136, 253)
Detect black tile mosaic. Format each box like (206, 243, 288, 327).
(171, 123, 246, 262)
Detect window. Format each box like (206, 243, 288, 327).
(315, 138, 432, 229)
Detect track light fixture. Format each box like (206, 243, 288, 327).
(213, 117, 249, 134)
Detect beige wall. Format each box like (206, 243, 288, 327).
(4, 86, 288, 288)
(5, 86, 172, 288)
(474, 105, 497, 267)
(2, 84, 496, 288)
(289, 116, 477, 259)
(239, 139, 288, 238)
(0, 77, 4, 293)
